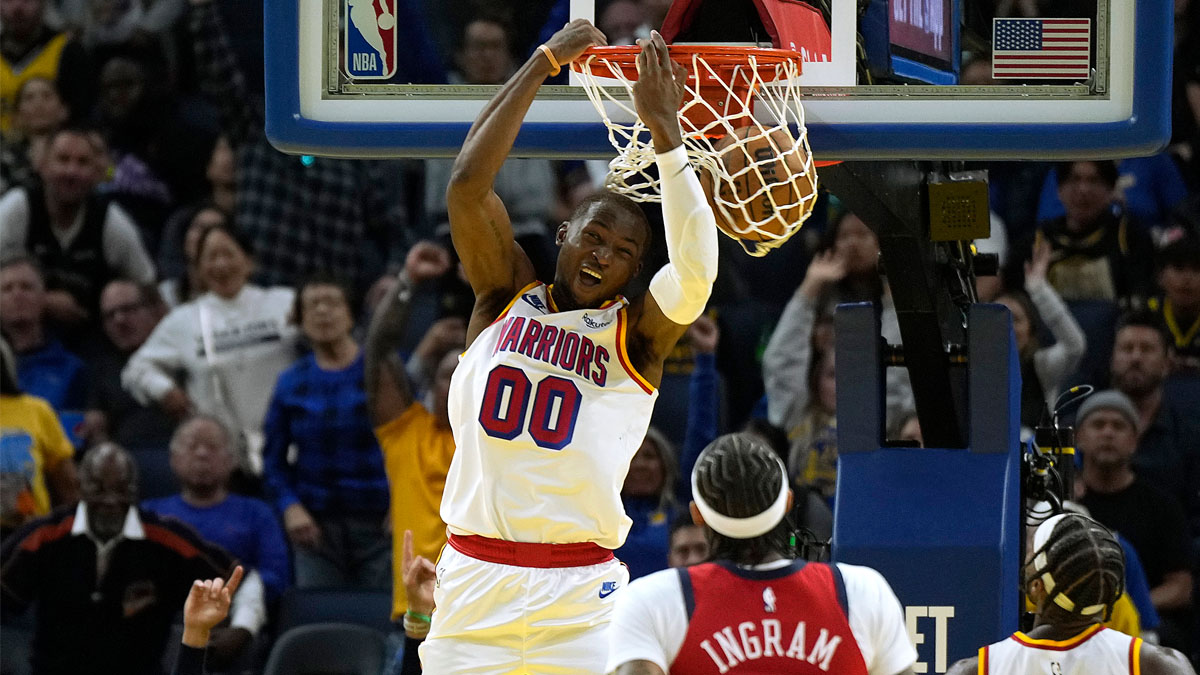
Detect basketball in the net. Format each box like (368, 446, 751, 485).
(701, 126, 817, 244)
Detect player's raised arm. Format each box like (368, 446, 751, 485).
(627, 32, 720, 383)
(447, 20, 606, 332)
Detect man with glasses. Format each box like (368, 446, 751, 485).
(79, 279, 174, 449)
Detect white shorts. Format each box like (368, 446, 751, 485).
(419, 545, 629, 675)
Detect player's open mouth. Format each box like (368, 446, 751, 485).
(580, 267, 602, 286)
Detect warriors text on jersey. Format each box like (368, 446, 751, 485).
(441, 282, 658, 549)
(980, 624, 1143, 675)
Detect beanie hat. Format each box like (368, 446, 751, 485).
(1076, 390, 1139, 433)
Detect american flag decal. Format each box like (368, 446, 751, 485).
(991, 18, 1091, 80)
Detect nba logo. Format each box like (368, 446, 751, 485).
(763, 587, 777, 613)
(344, 0, 397, 80)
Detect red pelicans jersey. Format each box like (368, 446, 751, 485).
(441, 282, 658, 549)
(606, 559, 916, 675)
(980, 624, 1142, 675)
(673, 561, 867, 674)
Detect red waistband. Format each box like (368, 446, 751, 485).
(447, 534, 614, 568)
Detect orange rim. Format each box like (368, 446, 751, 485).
(572, 45, 804, 80)
(573, 45, 840, 166)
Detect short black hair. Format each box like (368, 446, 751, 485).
(1156, 236, 1200, 272)
(815, 208, 864, 254)
(102, 277, 164, 309)
(461, 11, 515, 49)
(195, 221, 255, 262)
(1115, 310, 1169, 352)
(1029, 514, 1125, 623)
(187, 203, 229, 229)
(570, 192, 653, 258)
(740, 418, 789, 463)
(693, 433, 793, 566)
(1056, 160, 1119, 190)
(293, 271, 359, 326)
(44, 123, 101, 152)
(669, 513, 701, 540)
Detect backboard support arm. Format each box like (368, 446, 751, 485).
(820, 161, 976, 449)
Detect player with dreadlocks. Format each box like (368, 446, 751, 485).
(947, 513, 1194, 675)
(607, 433, 917, 675)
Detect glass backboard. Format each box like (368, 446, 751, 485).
(263, 0, 1171, 160)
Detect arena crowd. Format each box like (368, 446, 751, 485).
(1, 0, 1198, 671)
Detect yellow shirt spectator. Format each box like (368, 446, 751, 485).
(0, 33, 69, 134)
(1, 394, 74, 530)
(376, 402, 455, 619)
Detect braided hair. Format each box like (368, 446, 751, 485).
(693, 433, 793, 565)
(1028, 514, 1125, 623)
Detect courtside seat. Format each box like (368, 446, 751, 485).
(262, 623, 388, 675)
(0, 605, 34, 675)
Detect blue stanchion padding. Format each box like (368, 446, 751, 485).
(834, 448, 1021, 672)
(832, 303, 1022, 673)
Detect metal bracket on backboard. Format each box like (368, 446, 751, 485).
(1094, 0, 1109, 94)
(927, 172, 990, 242)
(324, 0, 338, 94)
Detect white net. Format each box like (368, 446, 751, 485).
(573, 47, 819, 256)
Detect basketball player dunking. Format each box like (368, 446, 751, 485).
(948, 514, 1194, 675)
(418, 23, 720, 674)
(608, 434, 917, 675)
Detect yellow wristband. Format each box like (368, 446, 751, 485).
(538, 44, 561, 76)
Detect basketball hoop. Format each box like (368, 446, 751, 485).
(572, 45, 821, 256)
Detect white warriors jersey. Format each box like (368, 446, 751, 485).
(981, 625, 1143, 675)
(441, 282, 659, 549)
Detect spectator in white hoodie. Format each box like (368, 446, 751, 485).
(122, 223, 297, 485)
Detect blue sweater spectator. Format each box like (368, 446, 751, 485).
(152, 421, 274, 663)
(144, 493, 290, 602)
(15, 337, 87, 412)
(262, 278, 391, 589)
(262, 353, 389, 517)
(1, 257, 88, 413)
(618, 318, 721, 580)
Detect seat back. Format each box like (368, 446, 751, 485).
(128, 446, 180, 501)
(262, 623, 387, 675)
(277, 588, 394, 635)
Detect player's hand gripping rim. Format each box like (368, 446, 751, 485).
(632, 31, 688, 150)
(543, 19, 608, 72)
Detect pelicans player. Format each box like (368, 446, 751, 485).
(608, 435, 917, 675)
(947, 514, 1194, 675)
(419, 23, 719, 675)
